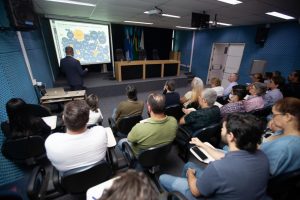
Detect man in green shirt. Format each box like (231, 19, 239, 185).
(119, 93, 178, 156)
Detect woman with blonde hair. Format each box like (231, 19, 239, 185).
(180, 77, 204, 108)
(210, 77, 224, 97)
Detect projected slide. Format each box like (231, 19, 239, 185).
(50, 19, 111, 65)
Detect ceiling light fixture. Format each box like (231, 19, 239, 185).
(209, 21, 232, 26)
(161, 14, 181, 18)
(266, 12, 295, 20)
(176, 26, 197, 30)
(124, 21, 153, 25)
(45, 0, 96, 7)
(217, 0, 242, 5)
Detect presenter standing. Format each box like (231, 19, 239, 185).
(60, 46, 88, 91)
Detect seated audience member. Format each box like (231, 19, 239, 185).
(180, 88, 220, 134)
(260, 97, 300, 176)
(1, 98, 51, 139)
(251, 73, 264, 83)
(272, 70, 282, 78)
(160, 113, 269, 200)
(99, 170, 158, 200)
(119, 93, 177, 156)
(263, 118, 283, 143)
(220, 85, 247, 117)
(113, 85, 144, 125)
(282, 70, 300, 99)
(264, 76, 283, 107)
(272, 70, 286, 90)
(243, 82, 267, 112)
(163, 80, 180, 107)
(45, 100, 111, 172)
(263, 72, 273, 84)
(86, 94, 103, 125)
(180, 77, 203, 109)
(210, 77, 224, 97)
(223, 73, 239, 97)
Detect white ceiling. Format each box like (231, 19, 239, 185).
(33, 0, 300, 29)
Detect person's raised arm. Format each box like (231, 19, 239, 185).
(190, 137, 225, 160)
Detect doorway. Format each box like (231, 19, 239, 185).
(207, 43, 245, 88)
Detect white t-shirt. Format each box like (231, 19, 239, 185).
(87, 109, 103, 125)
(45, 126, 108, 172)
(212, 86, 224, 97)
(223, 82, 238, 97)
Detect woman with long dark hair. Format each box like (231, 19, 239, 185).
(1, 98, 51, 139)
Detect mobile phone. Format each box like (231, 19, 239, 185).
(191, 146, 208, 160)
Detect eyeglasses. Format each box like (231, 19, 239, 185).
(272, 113, 285, 118)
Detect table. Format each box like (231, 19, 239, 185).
(40, 90, 86, 104)
(114, 60, 180, 81)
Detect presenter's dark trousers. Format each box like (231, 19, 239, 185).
(70, 85, 86, 91)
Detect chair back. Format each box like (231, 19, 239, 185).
(115, 49, 125, 61)
(267, 169, 300, 200)
(1, 135, 46, 164)
(60, 160, 113, 194)
(193, 123, 221, 148)
(152, 49, 159, 60)
(138, 49, 147, 60)
(118, 115, 143, 136)
(165, 104, 184, 121)
(138, 143, 172, 169)
(250, 106, 272, 119)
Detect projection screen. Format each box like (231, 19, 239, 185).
(49, 19, 111, 65)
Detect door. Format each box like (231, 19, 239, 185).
(207, 43, 245, 88)
(221, 44, 245, 88)
(207, 43, 228, 84)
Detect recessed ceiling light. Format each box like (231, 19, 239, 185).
(176, 26, 197, 30)
(217, 0, 242, 5)
(124, 21, 153, 25)
(45, 0, 96, 7)
(266, 12, 295, 20)
(209, 21, 232, 26)
(161, 14, 181, 18)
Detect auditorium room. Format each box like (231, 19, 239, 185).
(1, 0, 300, 199)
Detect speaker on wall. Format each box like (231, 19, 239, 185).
(5, 0, 36, 30)
(191, 12, 210, 28)
(255, 26, 270, 46)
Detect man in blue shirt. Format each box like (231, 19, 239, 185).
(160, 113, 270, 200)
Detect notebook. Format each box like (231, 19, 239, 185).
(190, 142, 218, 164)
(45, 87, 66, 96)
(105, 127, 117, 147)
(42, 116, 57, 130)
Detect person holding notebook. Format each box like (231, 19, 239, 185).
(160, 113, 270, 200)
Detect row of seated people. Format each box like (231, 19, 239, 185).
(1, 76, 300, 199)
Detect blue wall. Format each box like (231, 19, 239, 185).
(175, 22, 300, 84)
(0, 0, 53, 186)
(173, 30, 193, 68)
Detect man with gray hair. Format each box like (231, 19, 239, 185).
(179, 88, 221, 133)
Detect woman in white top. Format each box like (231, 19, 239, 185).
(86, 94, 103, 125)
(210, 77, 224, 97)
(180, 77, 204, 108)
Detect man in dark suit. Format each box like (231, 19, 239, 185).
(60, 46, 88, 91)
